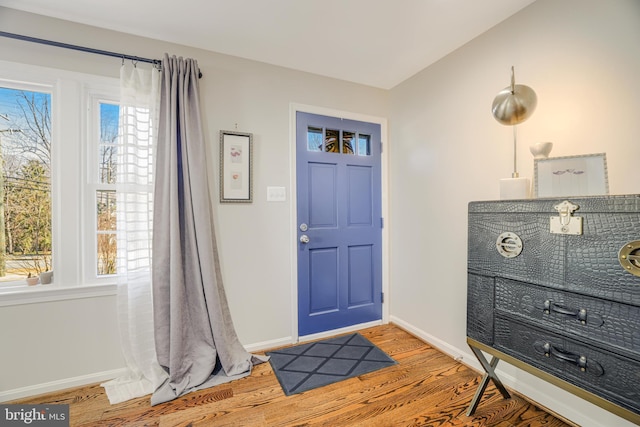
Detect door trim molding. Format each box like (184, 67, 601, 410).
(289, 103, 389, 341)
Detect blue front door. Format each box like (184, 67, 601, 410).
(296, 111, 383, 336)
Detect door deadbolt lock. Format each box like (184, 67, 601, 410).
(299, 223, 308, 232)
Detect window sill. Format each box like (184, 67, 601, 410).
(0, 282, 118, 307)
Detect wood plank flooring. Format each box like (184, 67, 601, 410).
(9, 324, 576, 426)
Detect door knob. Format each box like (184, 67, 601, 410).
(300, 235, 310, 244)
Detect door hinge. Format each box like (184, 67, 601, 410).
(381, 292, 384, 303)
(380, 217, 384, 228)
(380, 141, 383, 153)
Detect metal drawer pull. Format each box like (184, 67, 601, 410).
(542, 300, 604, 327)
(534, 341, 605, 377)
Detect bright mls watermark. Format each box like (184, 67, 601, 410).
(1, 405, 69, 426)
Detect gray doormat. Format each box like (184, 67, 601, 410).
(266, 332, 397, 396)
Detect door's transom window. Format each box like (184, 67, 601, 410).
(307, 126, 370, 156)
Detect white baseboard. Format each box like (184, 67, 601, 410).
(244, 337, 294, 353)
(0, 368, 127, 403)
(389, 315, 481, 370)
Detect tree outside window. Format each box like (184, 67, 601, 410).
(96, 102, 119, 276)
(0, 87, 52, 282)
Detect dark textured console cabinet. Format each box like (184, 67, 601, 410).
(466, 195, 640, 425)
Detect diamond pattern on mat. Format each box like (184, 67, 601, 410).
(317, 357, 359, 375)
(267, 332, 396, 395)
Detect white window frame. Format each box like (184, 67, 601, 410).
(0, 60, 120, 306)
(85, 92, 121, 285)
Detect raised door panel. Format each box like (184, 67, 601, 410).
(347, 165, 373, 227)
(308, 248, 339, 315)
(308, 162, 338, 228)
(348, 245, 374, 308)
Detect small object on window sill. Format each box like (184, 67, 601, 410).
(40, 270, 53, 285)
(26, 273, 39, 286)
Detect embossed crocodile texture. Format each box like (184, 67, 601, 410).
(468, 212, 565, 285)
(566, 211, 640, 304)
(495, 278, 640, 357)
(466, 274, 494, 345)
(467, 195, 640, 417)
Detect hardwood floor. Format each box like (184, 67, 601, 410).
(10, 324, 576, 426)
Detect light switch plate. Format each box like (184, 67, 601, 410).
(267, 186, 286, 202)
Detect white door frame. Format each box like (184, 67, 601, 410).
(289, 103, 390, 341)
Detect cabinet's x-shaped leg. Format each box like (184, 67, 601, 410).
(467, 344, 511, 416)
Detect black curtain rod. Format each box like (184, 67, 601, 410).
(0, 30, 162, 67)
(1, 31, 204, 78)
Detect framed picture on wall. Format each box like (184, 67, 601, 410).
(534, 153, 609, 198)
(220, 130, 253, 203)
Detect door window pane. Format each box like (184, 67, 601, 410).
(325, 129, 339, 153)
(0, 87, 52, 282)
(342, 131, 355, 154)
(307, 126, 323, 152)
(357, 134, 371, 156)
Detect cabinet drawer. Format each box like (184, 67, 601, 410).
(467, 212, 564, 285)
(495, 315, 640, 415)
(495, 278, 640, 358)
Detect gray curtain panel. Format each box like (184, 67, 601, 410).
(151, 54, 266, 406)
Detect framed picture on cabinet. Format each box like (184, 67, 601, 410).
(534, 153, 609, 198)
(220, 130, 253, 203)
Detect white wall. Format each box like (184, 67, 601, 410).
(0, 296, 123, 395)
(388, 1, 640, 426)
(0, 6, 388, 399)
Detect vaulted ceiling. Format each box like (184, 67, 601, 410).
(0, 0, 537, 89)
